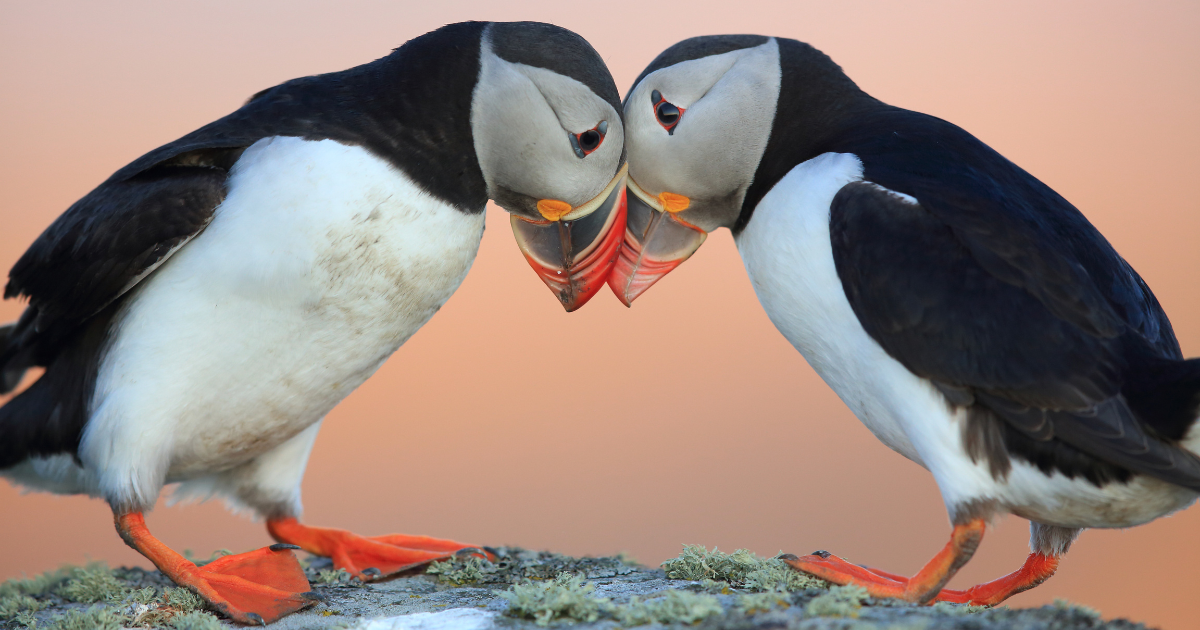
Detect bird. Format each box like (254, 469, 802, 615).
(610, 34, 1200, 606)
(0, 21, 627, 624)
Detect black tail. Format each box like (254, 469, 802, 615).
(0, 321, 26, 394)
(1, 304, 118, 469)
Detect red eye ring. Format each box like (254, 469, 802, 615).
(569, 121, 607, 159)
(650, 89, 685, 134)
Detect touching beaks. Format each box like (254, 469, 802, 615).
(606, 178, 707, 307)
(510, 164, 628, 312)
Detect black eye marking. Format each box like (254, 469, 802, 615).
(568, 121, 607, 159)
(650, 89, 684, 135)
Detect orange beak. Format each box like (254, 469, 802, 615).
(606, 178, 707, 306)
(510, 165, 628, 312)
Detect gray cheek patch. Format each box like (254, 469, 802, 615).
(625, 39, 781, 229)
(471, 38, 623, 212)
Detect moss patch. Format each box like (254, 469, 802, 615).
(56, 564, 127, 604)
(315, 568, 354, 585)
(0, 593, 51, 621)
(42, 605, 128, 630)
(736, 591, 791, 615)
(1052, 598, 1101, 620)
(427, 557, 491, 586)
(617, 590, 724, 626)
(804, 584, 869, 618)
(168, 610, 225, 630)
(661, 545, 827, 592)
(931, 600, 988, 616)
(501, 573, 610, 626)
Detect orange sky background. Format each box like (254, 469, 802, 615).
(1, 1, 1198, 628)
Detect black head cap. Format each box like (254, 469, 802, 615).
(626, 34, 770, 103)
(489, 22, 623, 122)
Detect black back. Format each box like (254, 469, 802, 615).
(0, 21, 499, 468)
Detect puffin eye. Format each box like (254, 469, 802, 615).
(569, 121, 607, 159)
(650, 89, 684, 135)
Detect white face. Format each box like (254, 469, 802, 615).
(625, 39, 781, 231)
(471, 37, 625, 219)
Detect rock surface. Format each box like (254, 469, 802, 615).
(0, 547, 1155, 630)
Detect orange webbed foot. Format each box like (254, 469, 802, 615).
(267, 518, 492, 580)
(116, 513, 318, 624)
(781, 521, 1059, 607)
(783, 519, 986, 605)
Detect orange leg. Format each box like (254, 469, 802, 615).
(116, 512, 318, 624)
(783, 519, 985, 605)
(267, 517, 490, 580)
(934, 552, 1060, 605)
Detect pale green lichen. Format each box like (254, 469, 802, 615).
(13, 610, 39, 628)
(804, 584, 869, 618)
(661, 545, 827, 592)
(163, 586, 209, 613)
(315, 568, 353, 585)
(931, 600, 988, 616)
(0, 593, 52, 621)
(1, 563, 133, 622)
(662, 545, 761, 582)
(126, 586, 158, 606)
(169, 610, 225, 630)
(501, 573, 611, 626)
(42, 605, 129, 630)
(56, 563, 127, 604)
(743, 559, 826, 592)
(616, 590, 724, 626)
(736, 591, 791, 614)
(128, 585, 215, 628)
(1052, 598, 1101, 620)
(615, 551, 640, 567)
(0, 566, 72, 600)
(427, 557, 489, 586)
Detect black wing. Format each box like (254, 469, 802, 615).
(828, 113, 1200, 490)
(0, 146, 237, 468)
(4, 157, 230, 361)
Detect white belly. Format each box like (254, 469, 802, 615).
(734, 153, 926, 465)
(733, 152, 1198, 527)
(80, 137, 485, 508)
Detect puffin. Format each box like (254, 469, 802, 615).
(611, 35, 1200, 605)
(0, 21, 627, 624)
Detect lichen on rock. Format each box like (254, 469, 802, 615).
(661, 544, 827, 592)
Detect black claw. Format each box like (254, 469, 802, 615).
(245, 612, 266, 626)
(456, 547, 486, 558)
(269, 543, 301, 552)
(362, 567, 382, 578)
(776, 553, 799, 562)
(811, 550, 832, 559)
(300, 591, 326, 602)
(483, 546, 500, 557)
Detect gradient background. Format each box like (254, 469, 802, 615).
(1, 1, 1198, 628)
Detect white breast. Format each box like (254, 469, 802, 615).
(80, 137, 485, 509)
(734, 153, 930, 465)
